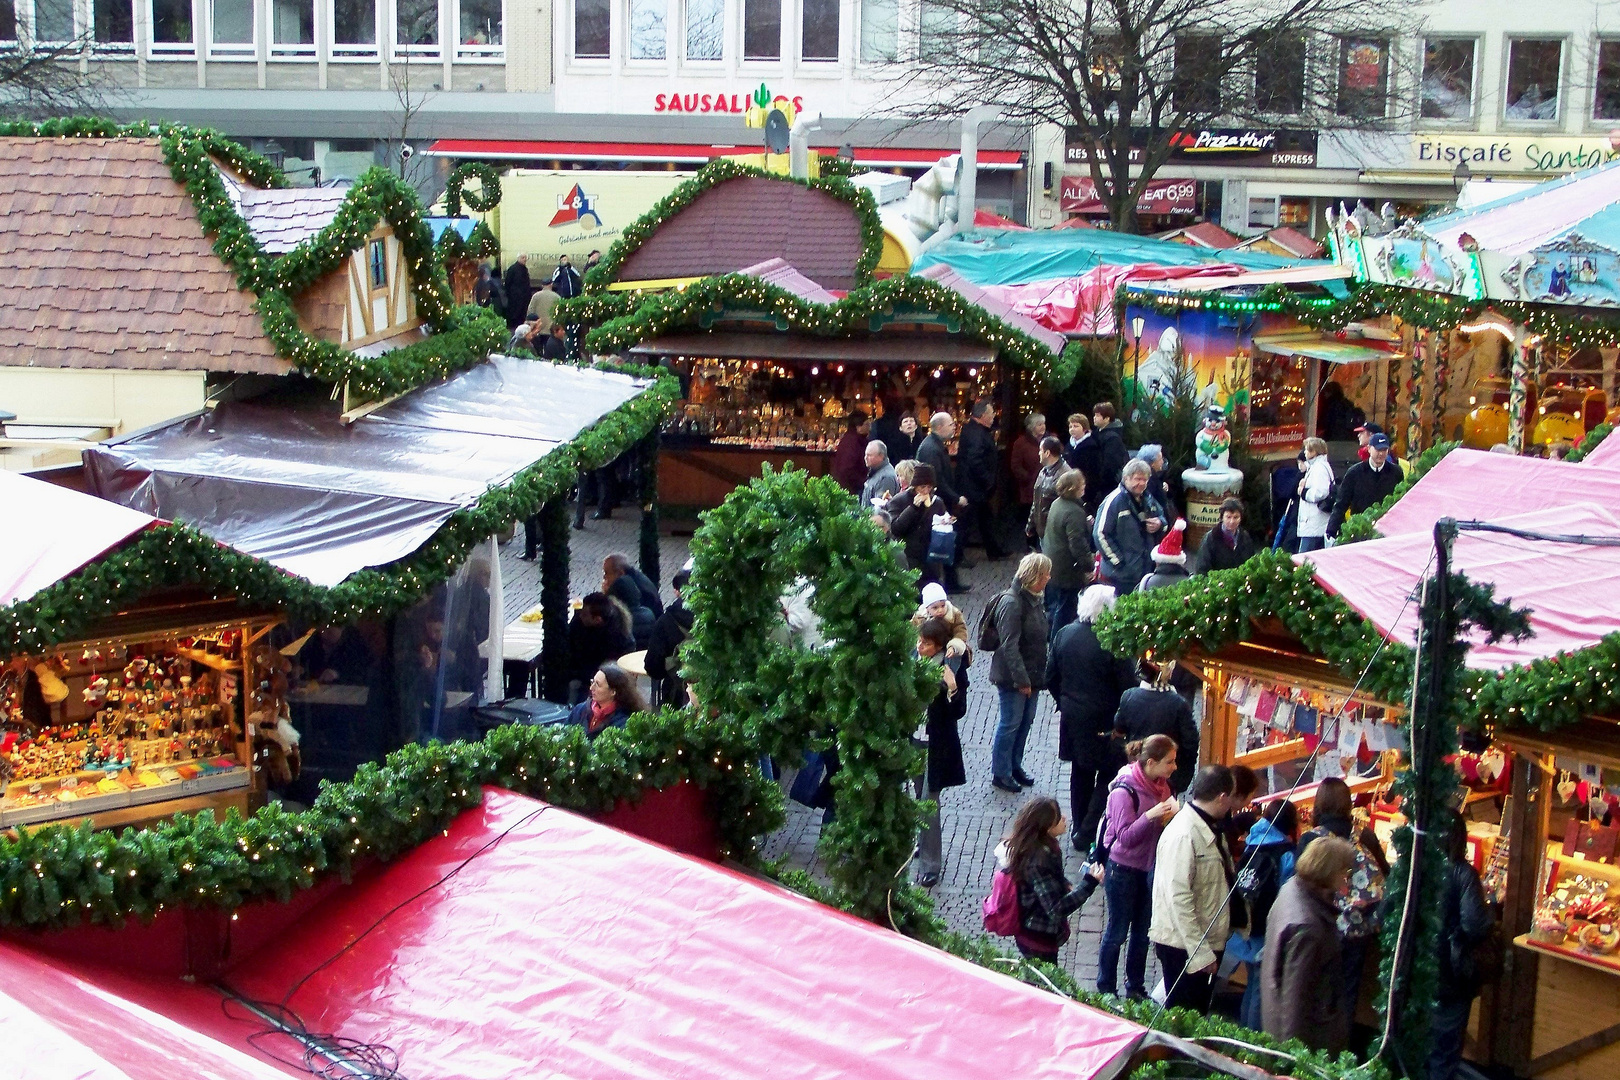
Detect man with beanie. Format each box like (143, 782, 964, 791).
(1138, 520, 1191, 591)
(1328, 431, 1403, 538)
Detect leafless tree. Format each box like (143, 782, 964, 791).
(0, 34, 108, 119)
(384, 59, 437, 192)
(894, 0, 1423, 231)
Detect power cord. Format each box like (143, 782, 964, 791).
(217, 804, 551, 1079)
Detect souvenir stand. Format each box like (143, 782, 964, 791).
(569, 162, 1071, 511)
(0, 472, 281, 831)
(1327, 164, 1620, 458)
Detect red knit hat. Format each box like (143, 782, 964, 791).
(1152, 519, 1187, 564)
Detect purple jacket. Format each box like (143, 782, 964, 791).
(1101, 762, 1174, 873)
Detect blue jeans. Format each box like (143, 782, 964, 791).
(993, 687, 1038, 780)
(1297, 535, 1326, 553)
(1240, 960, 1262, 1030)
(1097, 864, 1153, 996)
(1426, 997, 1474, 1080)
(1045, 584, 1080, 643)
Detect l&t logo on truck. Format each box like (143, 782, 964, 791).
(549, 184, 603, 228)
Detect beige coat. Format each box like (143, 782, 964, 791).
(912, 600, 969, 658)
(1149, 803, 1233, 973)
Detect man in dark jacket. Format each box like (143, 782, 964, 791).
(829, 410, 871, 494)
(1065, 413, 1106, 515)
(541, 323, 568, 360)
(567, 592, 634, 703)
(646, 569, 695, 706)
(1115, 672, 1199, 793)
(914, 616, 968, 887)
(1138, 520, 1191, 592)
(916, 412, 965, 513)
(989, 554, 1051, 791)
(550, 255, 583, 299)
(888, 465, 956, 590)
(1095, 459, 1164, 595)
(603, 553, 663, 617)
(956, 399, 1008, 559)
(1047, 586, 1138, 847)
(1193, 498, 1258, 574)
(1092, 402, 1129, 493)
(1428, 814, 1497, 1080)
(1041, 470, 1092, 638)
(502, 255, 532, 330)
(1328, 432, 1402, 537)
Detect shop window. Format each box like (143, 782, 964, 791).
(743, 0, 779, 61)
(149, 0, 192, 48)
(1421, 39, 1474, 120)
(629, 0, 665, 59)
(370, 239, 388, 289)
(918, 0, 953, 60)
(1253, 32, 1304, 114)
(1335, 36, 1388, 118)
(684, 0, 722, 60)
(801, 0, 837, 60)
(331, 0, 375, 55)
(1596, 41, 1620, 120)
(211, 0, 255, 52)
(271, 0, 314, 54)
(94, 0, 134, 44)
(457, 0, 501, 54)
(395, 0, 438, 51)
(1504, 38, 1562, 121)
(33, 0, 74, 40)
(0, 0, 13, 40)
(858, 0, 895, 62)
(574, 0, 609, 57)
(1172, 35, 1222, 112)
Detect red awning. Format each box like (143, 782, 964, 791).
(425, 139, 1024, 170)
(1, 788, 1146, 1080)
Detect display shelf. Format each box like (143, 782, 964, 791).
(1515, 932, 1620, 978)
(1544, 840, 1620, 887)
(174, 647, 237, 672)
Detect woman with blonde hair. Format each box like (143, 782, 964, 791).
(988, 553, 1052, 792)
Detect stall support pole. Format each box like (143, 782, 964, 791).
(1508, 331, 1530, 454)
(638, 432, 661, 587)
(1487, 753, 1548, 1071)
(1302, 356, 1322, 440)
(539, 498, 572, 703)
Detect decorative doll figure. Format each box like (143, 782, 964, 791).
(1195, 406, 1234, 472)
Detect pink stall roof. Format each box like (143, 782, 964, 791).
(917, 263, 1071, 355)
(1, 787, 1146, 1080)
(1580, 427, 1620, 470)
(736, 257, 840, 304)
(0, 470, 156, 606)
(1303, 448, 1620, 670)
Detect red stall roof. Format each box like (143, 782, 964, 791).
(425, 139, 1024, 170)
(3, 788, 1146, 1080)
(0, 470, 156, 606)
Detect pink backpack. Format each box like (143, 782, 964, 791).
(981, 869, 1021, 936)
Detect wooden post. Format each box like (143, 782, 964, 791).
(1302, 356, 1322, 442)
(1488, 752, 1549, 1070)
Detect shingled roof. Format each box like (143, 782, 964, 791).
(617, 176, 866, 291)
(0, 137, 291, 376)
(218, 168, 350, 254)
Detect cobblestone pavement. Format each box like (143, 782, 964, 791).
(498, 506, 1149, 989)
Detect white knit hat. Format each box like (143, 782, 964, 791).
(920, 582, 948, 607)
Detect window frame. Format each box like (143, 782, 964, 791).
(453, 0, 502, 59)
(390, 0, 441, 59)
(740, 0, 781, 64)
(855, 0, 895, 65)
(682, 0, 723, 63)
(1334, 35, 1391, 120)
(369, 238, 389, 292)
(1251, 30, 1305, 116)
(625, 0, 667, 64)
(1593, 37, 1620, 121)
(798, 0, 838, 64)
(145, 0, 195, 55)
(1171, 33, 1223, 114)
(1418, 35, 1479, 124)
(328, 0, 380, 59)
(268, 0, 316, 58)
(1501, 35, 1565, 126)
(572, 0, 611, 61)
(207, 0, 257, 59)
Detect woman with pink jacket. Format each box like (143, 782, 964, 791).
(1095, 734, 1179, 999)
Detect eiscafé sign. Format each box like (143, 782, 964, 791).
(1061, 174, 1195, 215)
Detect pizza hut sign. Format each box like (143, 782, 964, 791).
(1061, 174, 1196, 215)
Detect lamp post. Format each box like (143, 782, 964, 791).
(1452, 159, 1472, 195)
(1130, 314, 1146, 402)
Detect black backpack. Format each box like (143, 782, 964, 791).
(977, 589, 1014, 652)
(1235, 843, 1289, 938)
(1087, 778, 1140, 866)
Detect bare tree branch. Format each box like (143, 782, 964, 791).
(0, 34, 109, 119)
(892, 0, 1424, 231)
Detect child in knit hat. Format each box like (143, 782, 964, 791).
(912, 581, 970, 659)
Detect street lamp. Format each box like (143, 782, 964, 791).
(1130, 315, 1146, 399)
(1452, 159, 1472, 194)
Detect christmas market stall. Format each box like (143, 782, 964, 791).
(1098, 442, 1620, 1078)
(78, 355, 675, 802)
(0, 471, 281, 831)
(563, 160, 1075, 512)
(1326, 162, 1620, 457)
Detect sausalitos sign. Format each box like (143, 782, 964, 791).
(654, 87, 806, 115)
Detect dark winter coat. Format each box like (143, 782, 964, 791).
(502, 262, 532, 328)
(541, 333, 568, 360)
(1093, 421, 1129, 492)
(889, 489, 951, 567)
(871, 414, 918, 465)
(988, 586, 1049, 691)
(1046, 621, 1138, 761)
(916, 432, 961, 508)
(1114, 686, 1198, 793)
(645, 599, 695, 705)
(1192, 524, 1258, 575)
(830, 428, 868, 493)
(1066, 436, 1105, 514)
(1327, 457, 1403, 536)
(607, 575, 656, 649)
(567, 613, 634, 687)
(1010, 433, 1041, 505)
(1042, 494, 1093, 590)
(1015, 842, 1086, 943)
(1027, 460, 1069, 539)
(551, 262, 583, 299)
(1095, 484, 1163, 593)
(1138, 563, 1191, 592)
(924, 653, 969, 790)
(957, 419, 1000, 504)
(1262, 877, 1349, 1054)
(1437, 856, 1495, 1004)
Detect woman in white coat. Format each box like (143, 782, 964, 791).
(1295, 437, 1335, 554)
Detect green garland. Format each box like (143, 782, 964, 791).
(0, 363, 680, 653)
(575, 271, 1077, 388)
(582, 158, 884, 293)
(682, 465, 939, 929)
(0, 707, 780, 928)
(444, 162, 501, 216)
(1566, 421, 1614, 462)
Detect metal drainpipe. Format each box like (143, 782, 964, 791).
(957, 105, 1002, 233)
(790, 114, 822, 178)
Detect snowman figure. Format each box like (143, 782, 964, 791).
(1195, 406, 1233, 472)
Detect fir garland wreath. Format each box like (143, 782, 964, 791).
(443, 162, 502, 216)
